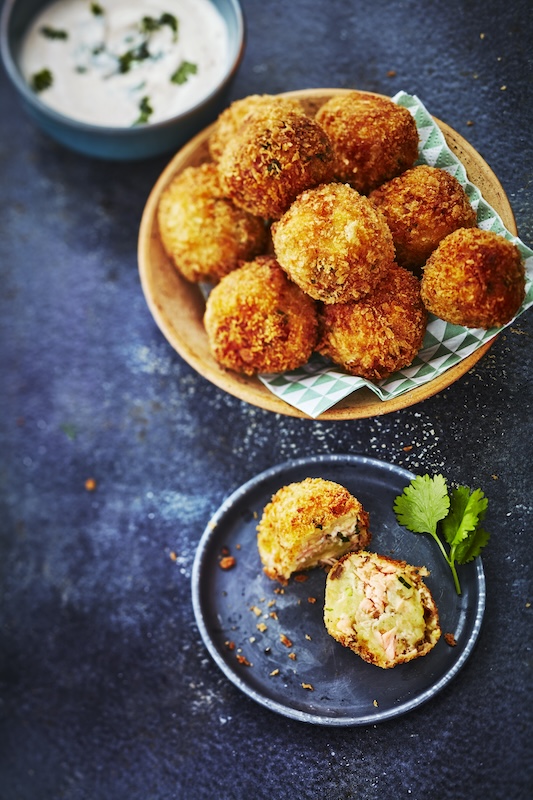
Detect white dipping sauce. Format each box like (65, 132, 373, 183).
(20, 0, 229, 127)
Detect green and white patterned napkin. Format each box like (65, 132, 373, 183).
(259, 92, 533, 418)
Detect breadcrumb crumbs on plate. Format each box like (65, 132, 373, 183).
(301, 683, 314, 691)
(169, 551, 177, 561)
(269, 611, 278, 620)
(307, 596, 317, 604)
(219, 556, 236, 570)
(402, 445, 413, 452)
(250, 605, 262, 616)
(267, 599, 276, 607)
(288, 652, 297, 661)
(373, 699, 379, 707)
(305, 634, 312, 641)
(270, 668, 280, 676)
(274, 587, 285, 595)
(256, 622, 268, 632)
(387, 70, 396, 77)
(84, 478, 97, 491)
(280, 634, 293, 648)
(224, 640, 235, 651)
(444, 632, 458, 647)
(236, 654, 253, 666)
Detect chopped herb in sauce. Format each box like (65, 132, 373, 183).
(134, 95, 153, 125)
(171, 60, 198, 84)
(118, 42, 151, 74)
(140, 13, 178, 39)
(40, 26, 68, 40)
(90, 2, 104, 15)
(31, 68, 53, 92)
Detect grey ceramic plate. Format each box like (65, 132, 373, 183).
(191, 454, 485, 726)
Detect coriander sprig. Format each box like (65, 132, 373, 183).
(393, 474, 490, 595)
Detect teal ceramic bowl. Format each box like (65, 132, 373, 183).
(0, 0, 245, 160)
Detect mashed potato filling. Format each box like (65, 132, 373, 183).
(324, 551, 441, 668)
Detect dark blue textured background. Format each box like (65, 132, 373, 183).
(1, 1, 532, 798)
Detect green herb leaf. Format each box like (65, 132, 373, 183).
(393, 473, 449, 536)
(134, 95, 153, 125)
(118, 41, 151, 74)
(159, 12, 178, 39)
(30, 68, 53, 93)
(171, 60, 198, 84)
(90, 3, 104, 15)
(40, 26, 68, 40)
(393, 473, 491, 595)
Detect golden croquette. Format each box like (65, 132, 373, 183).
(272, 182, 396, 304)
(420, 227, 526, 329)
(315, 92, 419, 194)
(257, 478, 371, 584)
(324, 551, 441, 669)
(370, 165, 477, 274)
(208, 94, 306, 161)
(216, 107, 335, 220)
(203, 255, 318, 375)
(157, 163, 268, 284)
(317, 262, 427, 380)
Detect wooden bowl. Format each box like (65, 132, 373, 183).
(138, 88, 517, 420)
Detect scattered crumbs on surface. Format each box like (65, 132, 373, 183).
(235, 543, 241, 550)
(492, 474, 499, 480)
(480, 32, 486, 39)
(270, 668, 280, 677)
(208, 520, 217, 531)
(267, 599, 276, 608)
(294, 574, 308, 583)
(387, 69, 396, 78)
(373, 699, 379, 707)
(307, 596, 317, 604)
(219, 556, 236, 570)
(249, 636, 256, 644)
(250, 605, 262, 617)
(444, 632, 458, 647)
(305, 634, 312, 641)
(525, 602, 531, 609)
(236, 654, 252, 667)
(253, 511, 258, 519)
(473, 72, 479, 79)
(269, 611, 278, 620)
(288, 652, 297, 661)
(84, 477, 97, 491)
(500, 85, 507, 91)
(259, 597, 266, 603)
(169, 551, 177, 562)
(224, 640, 235, 651)
(402, 445, 413, 452)
(280, 634, 293, 648)
(256, 622, 268, 632)
(466, 120, 474, 126)
(274, 587, 285, 595)
(301, 683, 314, 691)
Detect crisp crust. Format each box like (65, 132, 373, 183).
(315, 92, 419, 194)
(257, 477, 371, 584)
(157, 163, 268, 283)
(420, 227, 526, 328)
(272, 182, 395, 304)
(203, 255, 318, 375)
(317, 262, 427, 380)
(208, 94, 305, 161)
(217, 108, 335, 220)
(324, 551, 441, 669)
(370, 165, 477, 274)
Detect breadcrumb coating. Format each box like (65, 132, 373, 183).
(317, 262, 427, 380)
(257, 477, 371, 584)
(315, 92, 419, 194)
(370, 165, 477, 274)
(208, 94, 305, 161)
(217, 108, 335, 219)
(204, 255, 318, 375)
(272, 182, 396, 304)
(324, 551, 441, 669)
(421, 227, 526, 328)
(157, 163, 267, 283)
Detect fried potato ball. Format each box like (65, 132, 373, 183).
(257, 478, 371, 584)
(370, 165, 477, 274)
(420, 227, 526, 328)
(208, 93, 305, 161)
(204, 255, 318, 375)
(317, 262, 427, 380)
(315, 92, 419, 194)
(324, 551, 441, 669)
(216, 107, 335, 220)
(157, 163, 268, 283)
(272, 182, 395, 304)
